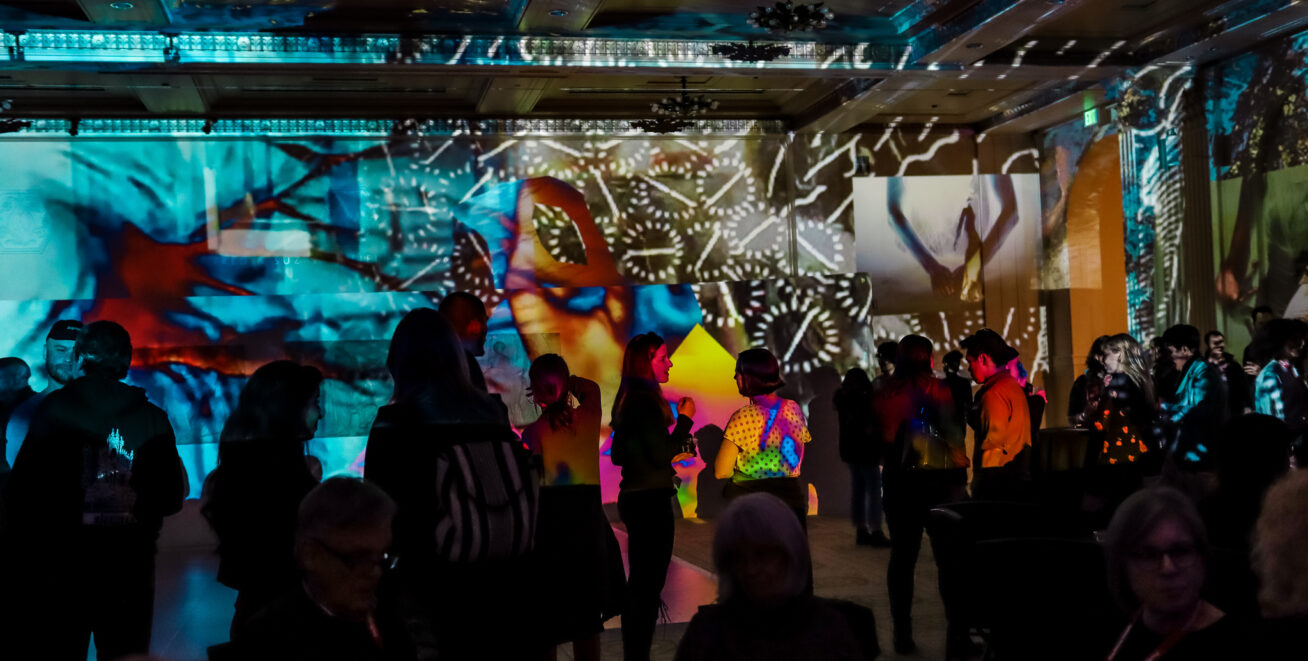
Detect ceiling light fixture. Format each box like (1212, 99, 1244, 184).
(650, 76, 718, 117)
(549, 9, 569, 17)
(711, 41, 792, 62)
(630, 118, 692, 134)
(108, 2, 134, 9)
(747, 1, 833, 33)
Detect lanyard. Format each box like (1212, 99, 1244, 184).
(1104, 604, 1201, 661)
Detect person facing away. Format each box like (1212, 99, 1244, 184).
(202, 360, 325, 638)
(363, 307, 531, 660)
(674, 493, 876, 661)
(834, 367, 890, 547)
(960, 328, 1031, 500)
(610, 332, 696, 661)
(4, 319, 82, 470)
(715, 348, 812, 527)
(0, 356, 34, 474)
(1250, 318, 1308, 434)
(520, 353, 624, 661)
(438, 291, 490, 393)
(232, 476, 415, 661)
(870, 334, 968, 656)
(1100, 487, 1247, 661)
(1159, 324, 1228, 470)
(1070, 335, 1112, 427)
(1251, 470, 1308, 660)
(4, 320, 185, 661)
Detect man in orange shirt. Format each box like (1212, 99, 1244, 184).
(960, 329, 1031, 501)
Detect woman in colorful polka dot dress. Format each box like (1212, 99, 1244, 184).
(1085, 333, 1157, 466)
(714, 348, 812, 527)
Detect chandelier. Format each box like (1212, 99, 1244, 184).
(711, 41, 792, 62)
(630, 118, 693, 134)
(748, 1, 834, 33)
(650, 77, 718, 117)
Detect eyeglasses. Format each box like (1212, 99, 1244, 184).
(312, 538, 399, 573)
(1127, 544, 1199, 569)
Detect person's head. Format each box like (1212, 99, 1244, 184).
(875, 341, 898, 376)
(1252, 470, 1308, 618)
(1204, 331, 1226, 358)
(960, 329, 1012, 383)
(1101, 334, 1155, 404)
(735, 348, 784, 397)
(893, 334, 934, 379)
(1252, 318, 1308, 363)
(528, 353, 572, 430)
(295, 477, 397, 622)
(621, 332, 670, 384)
(713, 493, 810, 606)
(387, 308, 472, 402)
(841, 367, 871, 390)
(44, 319, 83, 386)
(223, 360, 325, 443)
(1251, 305, 1276, 329)
(0, 357, 31, 398)
(1104, 487, 1210, 619)
(1161, 324, 1201, 369)
(438, 291, 489, 357)
(943, 350, 963, 375)
(74, 321, 131, 380)
(1087, 335, 1112, 373)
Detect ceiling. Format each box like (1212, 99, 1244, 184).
(0, 0, 1302, 132)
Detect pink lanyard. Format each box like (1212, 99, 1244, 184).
(1104, 605, 1201, 661)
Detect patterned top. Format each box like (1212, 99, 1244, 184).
(1087, 373, 1151, 466)
(717, 398, 811, 481)
(1254, 360, 1308, 431)
(1161, 359, 1226, 465)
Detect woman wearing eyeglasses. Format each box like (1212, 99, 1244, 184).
(1100, 487, 1248, 661)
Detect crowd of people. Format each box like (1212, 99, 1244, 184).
(0, 295, 1304, 660)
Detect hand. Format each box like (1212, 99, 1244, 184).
(676, 397, 696, 420)
(926, 262, 960, 297)
(1244, 362, 1260, 377)
(1103, 373, 1113, 388)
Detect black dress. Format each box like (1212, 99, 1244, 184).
(1108, 615, 1248, 661)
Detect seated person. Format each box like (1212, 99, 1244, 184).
(674, 493, 878, 661)
(231, 477, 414, 661)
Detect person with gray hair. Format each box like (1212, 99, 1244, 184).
(232, 476, 413, 661)
(1100, 487, 1247, 661)
(674, 493, 877, 661)
(1250, 470, 1308, 660)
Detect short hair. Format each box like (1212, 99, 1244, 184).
(438, 291, 487, 327)
(894, 334, 934, 378)
(1253, 471, 1308, 617)
(1204, 330, 1224, 344)
(0, 356, 30, 379)
(297, 477, 396, 543)
(1250, 318, 1308, 362)
(713, 493, 810, 603)
(1161, 324, 1201, 354)
(75, 321, 132, 379)
(1102, 487, 1210, 612)
(529, 353, 572, 430)
(875, 341, 898, 363)
(735, 348, 784, 396)
(943, 350, 963, 367)
(961, 328, 1011, 364)
(1251, 305, 1276, 321)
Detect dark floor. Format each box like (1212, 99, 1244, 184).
(109, 516, 945, 661)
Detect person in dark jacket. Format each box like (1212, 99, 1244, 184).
(5, 319, 82, 470)
(1205, 331, 1249, 418)
(231, 476, 414, 661)
(0, 356, 34, 475)
(611, 332, 695, 661)
(1159, 325, 1227, 470)
(1069, 336, 1111, 426)
(942, 351, 972, 432)
(4, 320, 185, 660)
(871, 334, 968, 655)
(835, 368, 889, 547)
(202, 360, 324, 638)
(364, 308, 532, 661)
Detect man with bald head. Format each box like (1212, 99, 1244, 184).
(438, 291, 490, 392)
(0, 356, 34, 473)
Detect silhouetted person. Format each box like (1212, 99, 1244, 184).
(5, 319, 82, 469)
(836, 367, 889, 547)
(1205, 331, 1248, 417)
(1160, 325, 1227, 470)
(611, 332, 696, 661)
(5, 320, 185, 660)
(203, 360, 325, 638)
(1242, 305, 1277, 376)
(1251, 470, 1308, 660)
(942, 351, 972, 433)
(232, 477, 415, 661)
(961, 329, 1031, 500)
(521, 354, 624, 661)
(1069, 336, 1111, 427)
(674, 494, 876, 661)
(438, 291, 490, 392)
(0, 357, 34, 474)
(1251, 318, 1308, 435)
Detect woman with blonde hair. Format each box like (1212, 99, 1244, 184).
(1086, 333, 1156, 466)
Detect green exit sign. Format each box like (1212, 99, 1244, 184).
(1084, 107, 1098, 126)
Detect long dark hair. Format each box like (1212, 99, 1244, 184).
(893, 334, 935, 381)
(386, 307, 502, 423)
(612, 332, 666, 427)
(219, 360, 323, 446)
(529, 353, 573, 431)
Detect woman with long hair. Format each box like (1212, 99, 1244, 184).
(521, 354, 624, 661)
(1086, 333, 1157, 466)
(870, 335, 968, 655)
(364, 308, 537, 660)
(610, 332, 695, 661)
(715, 348, 812, 527)
(202, 359, 324, 637)
(1070, 335, 1111, 426)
